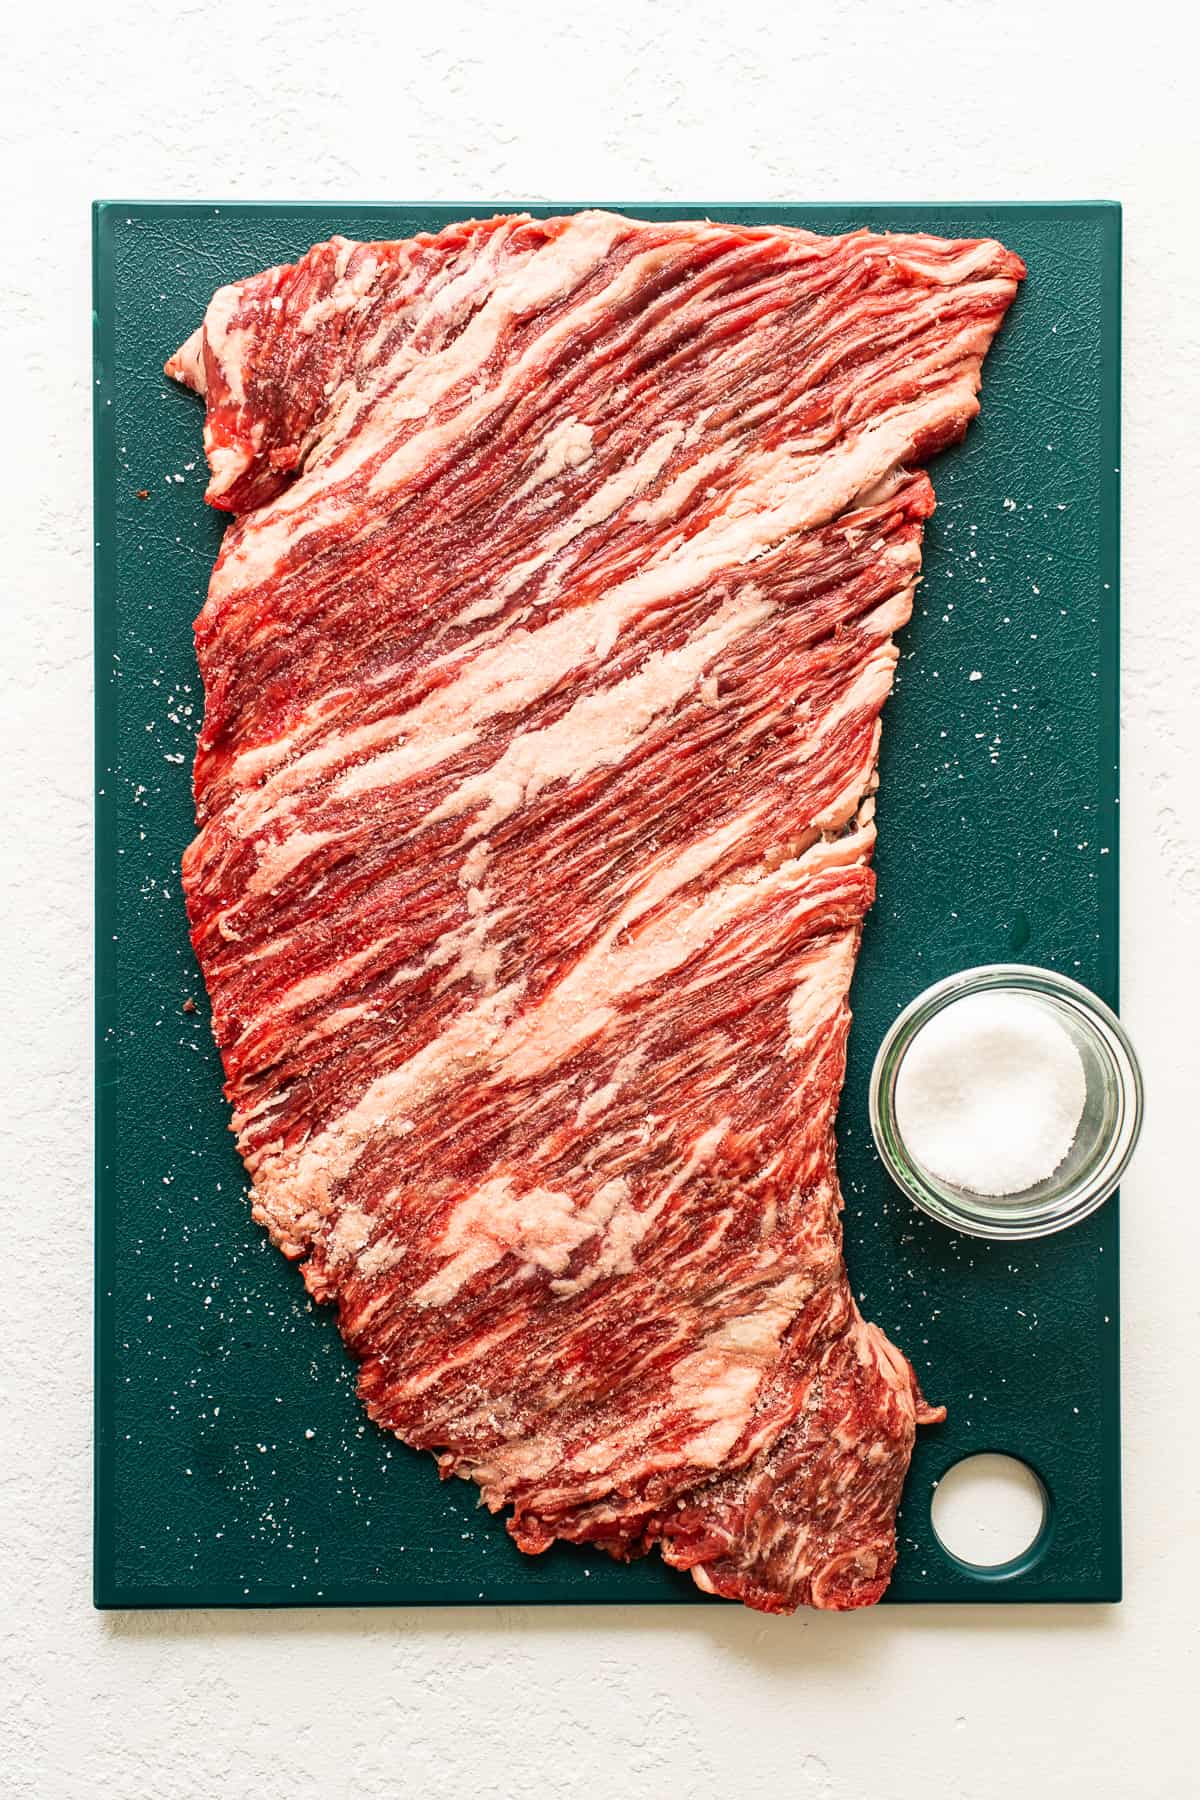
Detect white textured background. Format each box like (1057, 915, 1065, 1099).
(3, 2, 1198, 1795)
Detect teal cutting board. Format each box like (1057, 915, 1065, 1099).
(93, 202, 1121, 1608)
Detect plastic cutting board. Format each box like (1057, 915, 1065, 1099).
(93, 202, 1121, 1607)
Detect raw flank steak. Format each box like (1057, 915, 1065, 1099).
(168, 211, 1023, 1611)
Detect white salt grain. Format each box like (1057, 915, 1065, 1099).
(894, 992, 1086, 1197)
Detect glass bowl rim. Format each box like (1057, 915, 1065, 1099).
(868, 963, 1144, 1241)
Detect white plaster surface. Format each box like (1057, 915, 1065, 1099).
(2, 2, 1198, 1795)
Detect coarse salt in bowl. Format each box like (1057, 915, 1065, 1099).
(868, 965, 1143, 1240)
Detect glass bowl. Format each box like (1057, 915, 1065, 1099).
(869, 964, 1143, 1240)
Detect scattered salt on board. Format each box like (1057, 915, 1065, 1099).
(894, 992, 1087, 1197)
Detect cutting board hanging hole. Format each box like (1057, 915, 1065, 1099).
(931, 1453, 1050, 1573)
